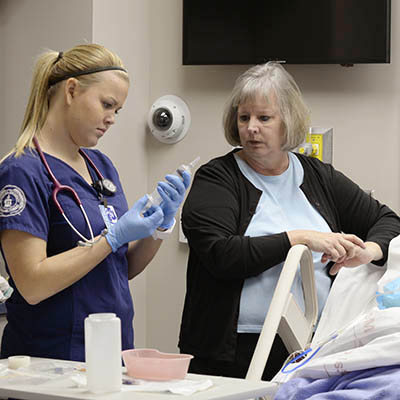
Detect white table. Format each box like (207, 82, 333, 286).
(0, 357, 277, 400)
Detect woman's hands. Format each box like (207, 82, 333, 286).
(106, 196, 164, 252)
(328, 241, 383, 275)
(287, 230, 383, 275)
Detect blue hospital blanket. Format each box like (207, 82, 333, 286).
(274, 365, 400, 400)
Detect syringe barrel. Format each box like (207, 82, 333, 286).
(143, 189, 162, 212)
(143, 156, 200, 212)
(176, 156, 200, 177)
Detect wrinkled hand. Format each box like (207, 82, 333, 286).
(329, 241, 383, 276)
(105, 195, 164, 252)
(288, 230, 384, 276)
(318, 233, 367, 264)
(157, 171, 191, 229)
(288, 230, 366, 261)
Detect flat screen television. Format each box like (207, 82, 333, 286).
(182, 0, 391, 65)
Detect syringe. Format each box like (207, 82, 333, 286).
(143, 156, 200, 212)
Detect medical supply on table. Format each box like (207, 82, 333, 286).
(8, 355, 31, 369)
(84, 313, 122, 393)
(143, 156, 200, 212)
(33, 137, 117, 247)
(122, 348, 193, 381)
(121, 376, 213, 396)
(0, 360, 86, 387)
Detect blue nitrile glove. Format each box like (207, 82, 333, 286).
(157, 171, 191, 229)
(105, 195, 164, 252)
(0, 275, 13, 303)
(376, 277, 400, 310)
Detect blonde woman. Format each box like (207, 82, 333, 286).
(179, 62, 400, 380)
(0, 44, 190, 361)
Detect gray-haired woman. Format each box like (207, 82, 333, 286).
(179, 61, 400, 380)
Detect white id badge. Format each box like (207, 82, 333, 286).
(99, 204, 118, 230)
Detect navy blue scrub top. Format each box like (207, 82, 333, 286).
(0, 149, 133, 361)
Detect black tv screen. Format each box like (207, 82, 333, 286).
(183, 0, 391, 65)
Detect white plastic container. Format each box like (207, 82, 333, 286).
(84, 313, 122, 393)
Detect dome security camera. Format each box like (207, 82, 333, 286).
(147, 95, 191, 144)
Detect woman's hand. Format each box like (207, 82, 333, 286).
(287, 230, 383, 276)
(157, 171, 191, 229)
(106, 196, 164, 252)
(288, 230, 366, 262)
(328, 241, 383, 275)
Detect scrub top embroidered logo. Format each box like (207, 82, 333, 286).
(0, 185, 26, 217)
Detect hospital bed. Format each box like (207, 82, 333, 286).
(246, 237, 400, 399)
(246, 244, 318, 382)
(1, 242, 400, 400)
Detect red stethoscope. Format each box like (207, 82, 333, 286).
(33, 137, 116, 246)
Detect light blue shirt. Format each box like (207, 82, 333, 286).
(235, 152, 332, 333)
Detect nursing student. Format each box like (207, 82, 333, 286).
(178, 61, 400, 380)
(0, 43, 190, 361)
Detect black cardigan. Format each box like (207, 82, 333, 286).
(178, 150, 400, 361)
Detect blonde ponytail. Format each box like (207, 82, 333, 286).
(0, 51, 59, 162)
(1, 43, 129, 163)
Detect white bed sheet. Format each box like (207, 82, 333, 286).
(311, 262, 384, 344)
(271, 234, 400, 386)
(313, 234, 400, 343)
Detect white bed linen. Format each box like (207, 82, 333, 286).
(314, 234, 400, 343)
(271, 234, 400, 386)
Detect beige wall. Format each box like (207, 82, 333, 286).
(0, 0, 92, 262)
(0, 0, 93, 345)
(1, 0, 400, 354)
(0, 1, 93, 260)
(145, 0, 400, 353)
(91, 0, 152, 348)
(0, 0, 93, 154)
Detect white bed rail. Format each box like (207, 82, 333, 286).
(246, 244, 318, 381)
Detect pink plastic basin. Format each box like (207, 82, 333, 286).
(122, 349, 193, 381)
